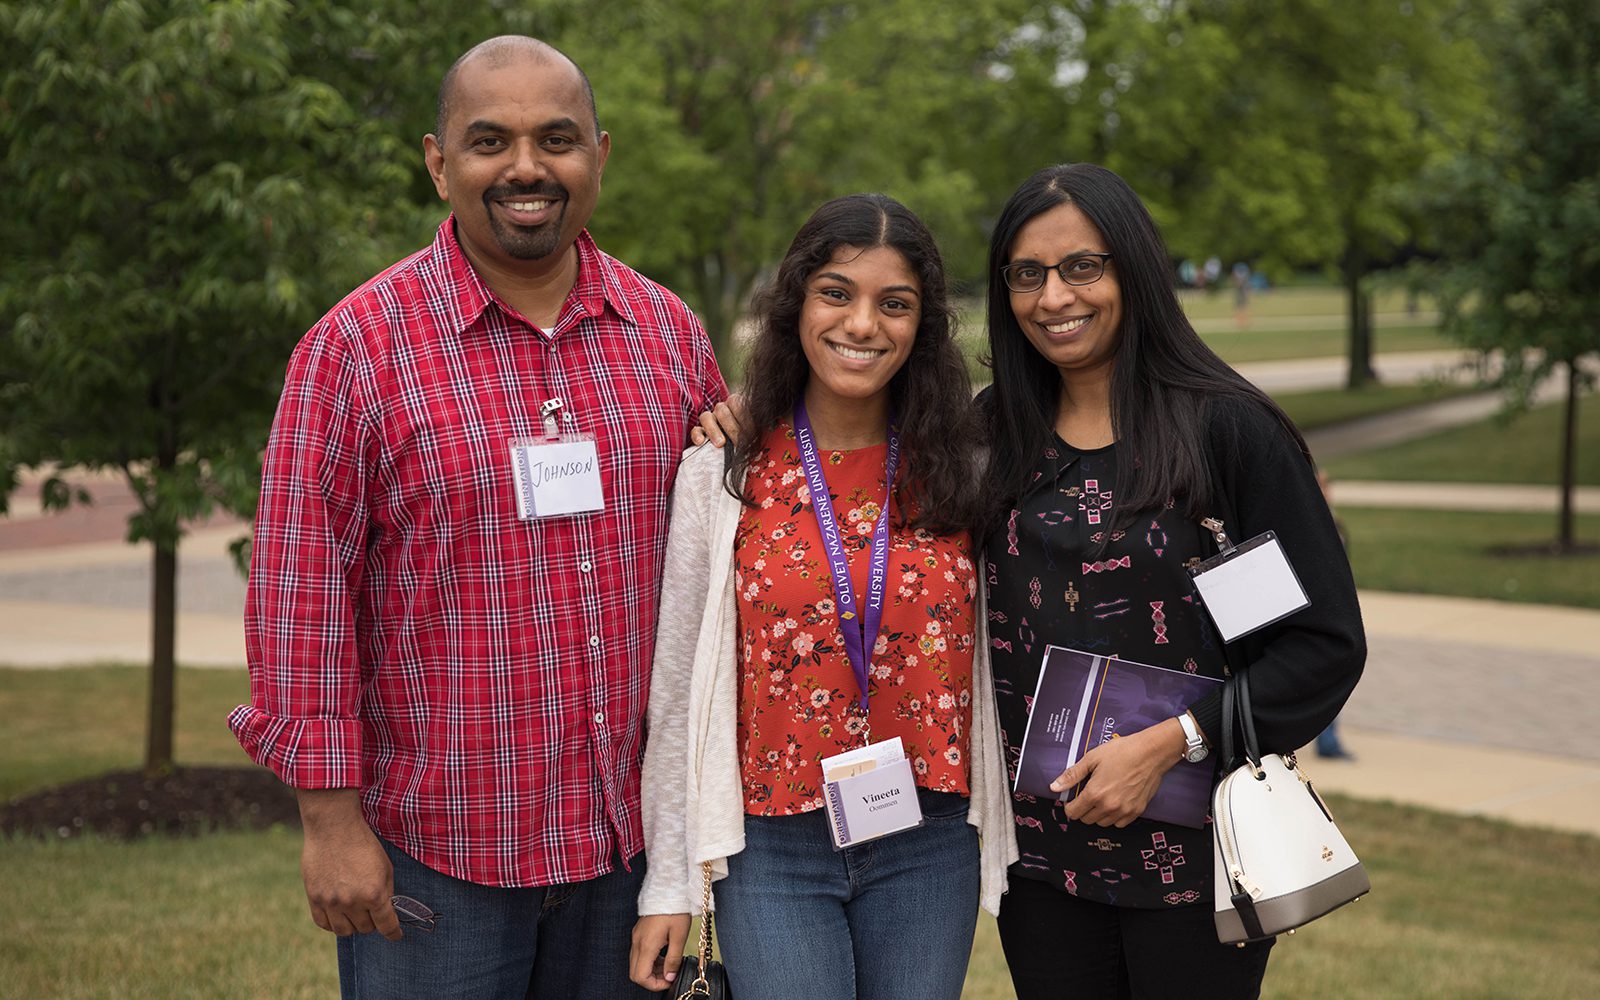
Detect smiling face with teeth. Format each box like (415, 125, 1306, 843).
(424, 49, 609, 284)
(1007, 201, 1123, 388)
(797, 245, 922, 431)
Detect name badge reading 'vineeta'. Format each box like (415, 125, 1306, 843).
(820, 737, 924, 849)
(509, 436, 606, 520)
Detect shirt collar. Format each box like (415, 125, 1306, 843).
(568, 228, 642, 330)
(428, 217, 640, 334)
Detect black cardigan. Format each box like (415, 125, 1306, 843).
(1183, 396, 1367, 757)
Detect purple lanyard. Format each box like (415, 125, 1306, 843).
(793, 403, 901, 713)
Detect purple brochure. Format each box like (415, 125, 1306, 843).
(1013, 646, 1222, 828)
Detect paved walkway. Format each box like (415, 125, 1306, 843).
(1189, 310, 1442, 335)
(1331, 480, 1600, 514)
(1233, 349, 1475, 394)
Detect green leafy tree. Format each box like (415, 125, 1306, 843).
(556, 0, 1030, 360)
(0, 0, 419, 773)
(1424, 0, 1600, 552)
(1173, 0, 1493, 387)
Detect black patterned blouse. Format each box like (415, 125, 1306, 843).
(984, 440, 1227, 909)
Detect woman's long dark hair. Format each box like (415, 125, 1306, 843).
(728, 193, 980, 534)
(982, 164, 1307, 533)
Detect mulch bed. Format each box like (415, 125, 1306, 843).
(0, 766, 300, 841)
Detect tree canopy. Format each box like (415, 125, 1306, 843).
(1423, 0, 1600, 551)
(0, 0, 422, 770)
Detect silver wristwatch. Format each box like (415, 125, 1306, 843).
(1177, 711, 1209, 763)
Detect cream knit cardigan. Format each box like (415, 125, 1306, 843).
(637, 443, 1018, 918)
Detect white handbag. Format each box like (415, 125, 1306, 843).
(1211, 669, 1370, 944)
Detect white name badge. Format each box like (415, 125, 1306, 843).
(821, 738, 923, 849)
(1189, 531, 1310, 643)
(509, 436, 605, 519)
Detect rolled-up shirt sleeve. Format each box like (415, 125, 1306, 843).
(228, 319, 372, 789)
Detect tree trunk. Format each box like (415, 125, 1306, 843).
(696, 253, 756, 380)
(1343, 251, 1378, 389)
(146, 541, 178, 775)
(698, 256, 735, 372)
(1556, 358, 1578, 553)
(144, 419, 180, 776)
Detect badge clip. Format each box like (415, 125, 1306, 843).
(539, 397, 564, 438)
(1201, 517, 1233, 553)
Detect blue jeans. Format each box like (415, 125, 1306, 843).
(713, 788, 980, 1000)
(1315, 717, 1348, 757)
(336, 837, 655, 1000)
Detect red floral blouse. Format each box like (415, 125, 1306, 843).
(734, 423, 977, 815)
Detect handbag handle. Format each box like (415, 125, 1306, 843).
(1222, 669, 1264, 775)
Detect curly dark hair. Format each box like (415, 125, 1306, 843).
(726, 193, 981, 535)
(982, 164, 1308, 534)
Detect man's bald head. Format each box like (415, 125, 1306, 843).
(434, 36, 599, 142)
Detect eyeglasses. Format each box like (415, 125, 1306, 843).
(392, 894, 443, 932)
(1001, 253, 1114, 293)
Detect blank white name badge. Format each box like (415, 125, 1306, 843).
(509, 436, 606, 519)
(1189, 531, 1310, 643)
(820, 737, 923, 849)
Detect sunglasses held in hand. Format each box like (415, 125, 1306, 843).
(391, 895, 442, 932)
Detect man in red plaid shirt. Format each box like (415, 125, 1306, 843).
(229, 35, 725, 998)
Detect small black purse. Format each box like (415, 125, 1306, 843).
(672, 862, 730, 998)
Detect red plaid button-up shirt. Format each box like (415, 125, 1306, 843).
(229, 219, 726, 887)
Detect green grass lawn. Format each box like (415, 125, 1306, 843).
(1178, 284, 1433, 322)
(4, 789, 1596, 998)
(1274, 383, 1482, 432)
(0, 664, 252, 799)
(1326, 397, 1600, 486)
(1173, 284, 1450, 365)
(1197, 322, 1452, 364)
(6, 665, 1600, 997)
(1343, 507, 1600, 608)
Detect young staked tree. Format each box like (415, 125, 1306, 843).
(0, 0, 415, 773)
(1426, 0, 1599, 553)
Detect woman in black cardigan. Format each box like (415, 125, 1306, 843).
(980, 163, 1365, 1000)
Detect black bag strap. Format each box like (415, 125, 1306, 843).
(1233, 667, 1262, 766)
(1219, 668, 1261, 772)
(1220, 663, 1238, 768)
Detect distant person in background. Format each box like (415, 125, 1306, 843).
(1315, 468, 1356, 760)
(1232, 261, 1252, 329)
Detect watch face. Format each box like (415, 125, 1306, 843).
(1186, 746, 1209, 763)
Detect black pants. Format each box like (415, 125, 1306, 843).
(997, 875, 1274, 1000)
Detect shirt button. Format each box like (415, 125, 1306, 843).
(589, 635, 600, 648)
(580, 560, 592, 573)
(594, 712, 605, 725)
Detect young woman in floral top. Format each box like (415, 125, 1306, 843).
(980, 165, 1364, 999)
(629, 194, 1016, 1000)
